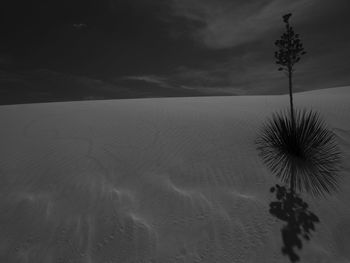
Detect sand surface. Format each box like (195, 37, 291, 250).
(0, 87, 349, 263)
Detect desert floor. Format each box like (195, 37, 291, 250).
(0, 87, 349, 263)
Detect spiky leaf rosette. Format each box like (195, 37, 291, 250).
(256, 109, 341, 196)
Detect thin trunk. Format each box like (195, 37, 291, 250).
(288, 66, 295, 129)
(286, 22, 295, 129)
(287, 23, 296, 194)
(289, 67, 296, 194)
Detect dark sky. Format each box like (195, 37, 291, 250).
(1, 0, 350, 100)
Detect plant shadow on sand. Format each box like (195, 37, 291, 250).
(269, 184, 320, 262)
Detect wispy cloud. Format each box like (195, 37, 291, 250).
(169, 0, 315, 48)
(170, 56, 283, 95)
(162, 0, 350, 93)
(123, 75, 174, 89)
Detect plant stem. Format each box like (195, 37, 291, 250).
(286, 20, 295, 129)
(288, 67, 295, 128)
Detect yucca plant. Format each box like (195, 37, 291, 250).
(256, 13, 341, 196)
(256, 109, 341, 196)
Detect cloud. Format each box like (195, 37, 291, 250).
(123, 75, 174, 89)
(169, 0, 315, 48)
(162, 0, 350, 93)
(73, 23, 88, 30)
(123, 74, 240, 95)
(169, 36, 350, 95)
(170, 55, 283, 95)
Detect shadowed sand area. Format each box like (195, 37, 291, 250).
(0, 86, 349, 262)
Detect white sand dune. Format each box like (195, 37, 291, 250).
(0, 86, 349, 263)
